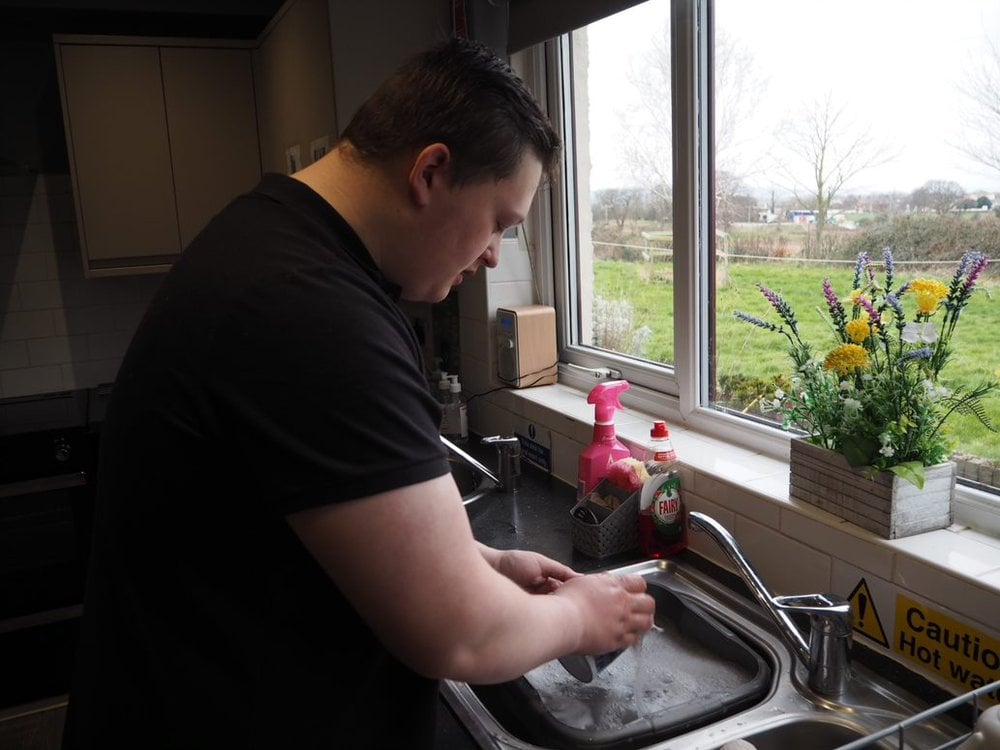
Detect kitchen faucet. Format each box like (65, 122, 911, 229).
(688, 511, 852, 697)
(440, 434, 520, 494)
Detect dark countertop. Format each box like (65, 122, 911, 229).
(436, 445, 647, 748)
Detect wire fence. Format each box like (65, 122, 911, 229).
(592, 241, 990, 268)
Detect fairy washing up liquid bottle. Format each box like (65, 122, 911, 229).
(639, 420, 687, 557)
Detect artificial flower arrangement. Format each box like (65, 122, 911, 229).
(735, 248, 997, 489)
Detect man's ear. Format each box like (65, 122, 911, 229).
(408, 143, 451, 207)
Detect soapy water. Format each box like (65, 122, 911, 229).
(523, 618, 755, 732)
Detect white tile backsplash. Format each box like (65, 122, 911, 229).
(0, 173, 156, 399)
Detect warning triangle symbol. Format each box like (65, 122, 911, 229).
(847, 578, 889, 648)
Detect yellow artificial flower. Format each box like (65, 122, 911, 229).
(909, 279, 949, 315)
(823, 343, 870, 376)
(845, 317, 871, 344)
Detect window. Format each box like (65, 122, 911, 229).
(529, 0, 1000, 512)
(551, 0, 684, 395)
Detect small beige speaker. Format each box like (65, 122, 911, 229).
(496, 305, 558, 389)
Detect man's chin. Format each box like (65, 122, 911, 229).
(401, 287, 452, 304)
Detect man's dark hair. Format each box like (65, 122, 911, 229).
(341, 36, 561, 185)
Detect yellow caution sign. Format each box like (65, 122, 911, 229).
(895, 594, 1000, 705)
(848, 578, 889, 648)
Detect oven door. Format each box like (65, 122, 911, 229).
(0, 471, 92, 711)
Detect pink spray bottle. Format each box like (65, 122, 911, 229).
(577, 380, 631, 501)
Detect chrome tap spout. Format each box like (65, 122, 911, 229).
(440, 435, 501, 487)
(689, 511, 852, 696)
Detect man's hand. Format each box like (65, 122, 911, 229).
(480, 545, 581, 594)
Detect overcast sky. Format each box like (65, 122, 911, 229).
(587, 0, 1000, 195)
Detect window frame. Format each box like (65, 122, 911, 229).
(514, 0, 1000, 535)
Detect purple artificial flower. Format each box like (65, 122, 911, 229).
(885, 293, 904, 317)
(733, 310, 780, 332)
(964, 253, 988, 295)
(822, 278, 848, 331)
(852, 252, 870, 290)
(855, 295, 883, 330)
(901, 347, 934, 363)
(956, 250, 975, 279)
(755, 283, 799, 333)
(946, 251, 989, 311)
(882, 247, 895, 290)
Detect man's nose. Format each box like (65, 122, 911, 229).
(481, 240, 501, 268)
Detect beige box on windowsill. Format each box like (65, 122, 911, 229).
(496, 305, 558, 389)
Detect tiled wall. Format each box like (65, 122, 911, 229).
(458, 233, 537, 430)
(0, 172, 162, 400)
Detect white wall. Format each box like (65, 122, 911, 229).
(0, 173, 160, 399)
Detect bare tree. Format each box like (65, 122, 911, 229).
(958, 36, 1000, 176)
(619, 23, 673, 211)
(711, 31, 769, 227)
(774, 91, 895, 255)
(910, 180, 965, 214)
(593, 188, 635, 230)
(618, 24, 766, 226)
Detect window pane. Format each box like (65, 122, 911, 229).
(710, 0, 1000, 491)
(570, 0, 675, 368)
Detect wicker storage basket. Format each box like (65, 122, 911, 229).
(571, 479, 640, 558)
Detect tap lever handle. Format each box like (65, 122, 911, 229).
(774, 593, 851, 616)
(482, 435, 520, 447)
(481, 435, 521, 458)
(775, 594, 852, 642)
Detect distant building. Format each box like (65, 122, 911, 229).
(786, 209, 816, 225)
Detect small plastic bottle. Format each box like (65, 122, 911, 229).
(441, 374, 468, 444)
(644, 420, 677, 474)
(436, 371, 450, 405)
(639, 420, 687, 557)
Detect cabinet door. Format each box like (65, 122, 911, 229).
(160, 47, 261, 250)
(57, 44, 180, 271)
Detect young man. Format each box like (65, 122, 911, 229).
(63, 37, 654, 749)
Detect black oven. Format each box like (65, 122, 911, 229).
(0, 390, 102, 717)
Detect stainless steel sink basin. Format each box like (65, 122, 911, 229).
(732, 716, 875, 749)
(442, 557, 968, 749)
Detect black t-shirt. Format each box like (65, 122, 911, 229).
(63, 174, 451, 749)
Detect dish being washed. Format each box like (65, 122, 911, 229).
(469, 584, 772, 750)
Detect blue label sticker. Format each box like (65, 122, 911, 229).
(516, 433, 551, 472)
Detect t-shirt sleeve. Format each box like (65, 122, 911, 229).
(207, 269, 449, 514)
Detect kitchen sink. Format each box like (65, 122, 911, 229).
(467, 582, 771, 749)
(442, 557, 968, 749)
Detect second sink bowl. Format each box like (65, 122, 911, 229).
(733, 717, 878, 749)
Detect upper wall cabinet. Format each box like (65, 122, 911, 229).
(54, 36, 262, 277)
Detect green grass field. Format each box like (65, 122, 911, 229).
(594, 257, 1000, 460)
